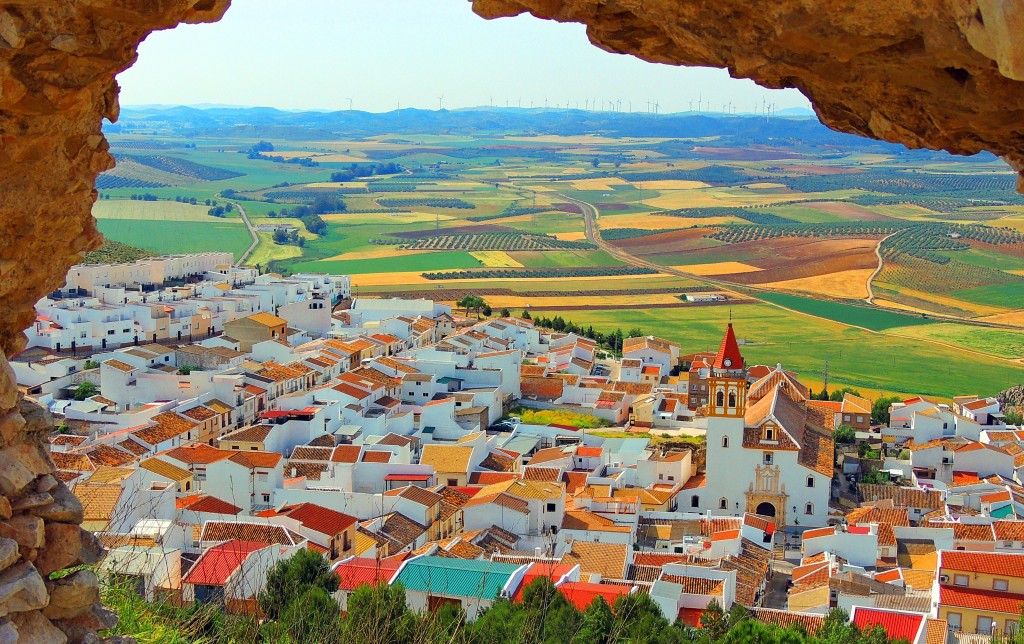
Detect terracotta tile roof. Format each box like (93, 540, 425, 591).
(183, 540, 266, 587)
(331, 445, 361, 464)
(941, 550, 1024, 576)
(562, 510, 632, 533)
(939, 584, 1024, 615)
(182, 406, 217, 422)
(374, 512, 428, 549)
(256, 502, 356, 536)
(72, 483, 123, 525)
(464, 492, 530, 515)
(661, 574, 725, 596)
(221, 424, 272, 443)
(859, 484, 943, 509)
(559, 541, 629, 580)
(285, 461, 328, 481)
(201, 521, 305, 546)
(334, 557, 402, 590)
(994, 521, 1024, 541)
(81, 443, 135, 468)
(207, 399, 234, 414)
(290, 445, 333, 462)
(177, 494, 242, 515)
(468, 471, 516, 485)
(563, 471, 589, 494)
(245, 311, 287, 328)
(139, 457, 192, 482)
(163, 443, 233, 465)
(528, 447, 571, 466)
(50, 434, 88, 447)
(748, 608, 825, 633)
(376, 433, 415, 447)
(133, 412, 197, 446)
(954, 523, 995, 542)
(116, 438, 149, 457)
(903, 569, 938, 590)
(104, 359, 136, 372)
(421, 445, 474, 474)
(389, 485, 442, 508)
(523, 467, 562, 482)
(479, 452, 516, 472)
(51, 451, 93, 472)
(924, 619, 947, 644)
(361, 450, 392, 463)
(227, 451, 282, 469)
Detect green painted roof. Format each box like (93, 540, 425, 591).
(394, 556, 521, 599)
(991, 505, 1016, 519)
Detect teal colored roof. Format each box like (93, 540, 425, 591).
(437, 377, 463, 384)
(991, 505, 1016, 519)
(394, 556, 521, 599)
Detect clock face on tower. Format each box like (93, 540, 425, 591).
(723, 358, 732, 367)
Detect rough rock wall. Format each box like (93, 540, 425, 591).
(0, 3, 229, 641)
(472, 0, 1024, 187)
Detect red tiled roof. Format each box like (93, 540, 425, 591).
(576, 446, 603, 458)
(941, 550, 1024, 576)
(712, 323, 743, 371)
(333, 557, 401, 591)
(939, 584, 1024, 615)
(361, 450, 392, 463)
(852, 608, 923, 643)
(256, 502, 356, 536)
(557, 581, 633, 611)
(182, 540, 266, 587)
(177, 494, 242, 515)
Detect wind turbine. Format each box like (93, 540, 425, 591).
(437, 95, 444, 110)
(688, 100, 693, 112)
(346, 97, 353, 111)
(697, 94, 702, 112)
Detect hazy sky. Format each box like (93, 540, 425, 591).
(118, 0, 811, 114)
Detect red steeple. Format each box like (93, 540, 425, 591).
(712, 323, 744, 371)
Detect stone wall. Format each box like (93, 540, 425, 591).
(0, 0, 1023, 640)
(0, 3, 231, 641)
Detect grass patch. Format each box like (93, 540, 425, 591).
(756, 291, 935, 331)
(952, 282, 1024, 307)
(93, 199, 217, 221)
(97, 219, 252, 260)
(511, 249, 624, 268)
(509, 406, 613, 429)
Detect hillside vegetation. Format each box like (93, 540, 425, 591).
(81, 240, 153, 264)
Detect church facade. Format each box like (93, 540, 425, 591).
(692, 324, 834, 527)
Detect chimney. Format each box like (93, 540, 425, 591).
(535, 547, 543, 558)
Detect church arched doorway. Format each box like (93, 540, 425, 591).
(755, 501, 777, 518)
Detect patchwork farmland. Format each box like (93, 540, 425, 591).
(95, 113, 1024, 394)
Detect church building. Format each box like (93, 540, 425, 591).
(694, 324, 834, 527)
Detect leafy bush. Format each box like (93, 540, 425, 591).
(508, 406, 613, 429)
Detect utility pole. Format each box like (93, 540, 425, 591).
(822, 360, 830, 396)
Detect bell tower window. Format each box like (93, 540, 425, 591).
(728, 392, 736, 408)
(716, 390, 724, 407)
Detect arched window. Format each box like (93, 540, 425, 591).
(719, 498, 728, 510)
(806, 476, 815, 488)
(722, 435, 730, 448)
(716, 390, 725, 407)
(805, 503, 814, 515)
(691, 495, 700, 508)
(728, 392, 737, 408)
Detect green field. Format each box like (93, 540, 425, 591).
(512, 249, 623, 268)
(532, 304, 1024, 397)
(953, 282, 1024, 307)
(97, 219, 252, 260)
(756, 291, 936, 331)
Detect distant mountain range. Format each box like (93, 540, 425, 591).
(107, 104, 986, 161)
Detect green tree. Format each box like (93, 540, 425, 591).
(500, 308, 511, 318)
(73, 381, 98, 401)
(481, 304, 493, 317)
(872, 395, 902, 425)
(276, 586, 341, 642)
(258, 548, 338, 620)
(521, 309, 531, 320)
(1005, 409, 1023, 426)
(83, 360, 99, 370)
(834, 424, 856, 444)
(829, 387, 862, 402)
(573, 596, 614, 644)
(701, 599, 729, 640)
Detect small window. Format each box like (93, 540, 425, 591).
(728, 392, 736, 408)
(994, 579, 1009, 592)
(978, 617, 993, 635)
(807, 476, 815, 488)
(546, 503, 556, 512)
(658, 473, 663, 480)
(262, 494, 270, 503)
(764, 426, 775, 441)
(716, 391, 724, 407)
(257, 473, 268, 482)
(805, 503, 813, 515)
(447, 478, 458, 487)
(844, 415, 851, 422)
(719, 498, 728, 510)
(722, 436, 730, 448)
(691, 495, 700, 508)
(856, 416, 864, 423)
(763, 453, 773, 465)
(954, 574, 969, 587)
(667, 475, 675, 482)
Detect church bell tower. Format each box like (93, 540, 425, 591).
(707, 323, 746, 418)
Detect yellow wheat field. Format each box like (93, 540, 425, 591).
(977, 310, 1024, 327)
(304, 181, 369, 189)
(630, 180, 709, 190)
(470, 251, 524, 267)
(321, 212, 457, 225)
(323, 248, 436, 262)
(873, 299, 934, 315)
(669, 262, 763, 275)
(764, 269, 874, 300)
(570, 177, 629, 191)
(552, 232, 588, 241)
(351, 270, 676, 288)
(878, 285, 1007, 317)
(464, 293, 685, 309)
